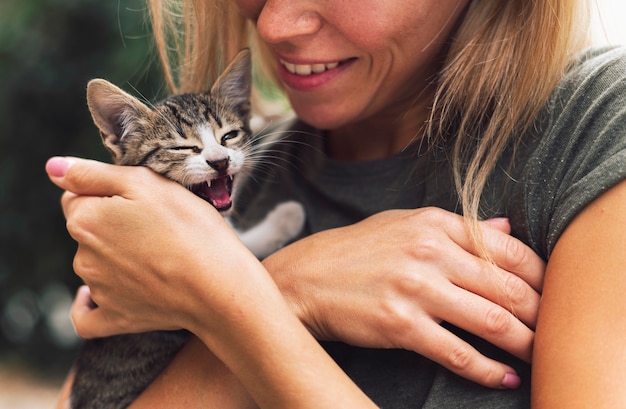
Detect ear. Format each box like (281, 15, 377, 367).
(210, 49, 252, 119)
(86, 79, 152, 162)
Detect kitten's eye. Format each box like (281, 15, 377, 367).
(170, 146, 202, 154)
(221, 130, 241, 146)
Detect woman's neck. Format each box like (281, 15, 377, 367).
(325, 97, 431, 162)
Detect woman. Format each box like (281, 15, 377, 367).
(48, 0, 626, 407)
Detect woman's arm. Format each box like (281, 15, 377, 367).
(47, 156, 544, 406)
(130, 336, 256, 409)
(264, 208, 545, 388)
(532, 179, 626, 407)
(47, 157, 375, 409)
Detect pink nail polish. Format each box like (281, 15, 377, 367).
(46, 157, 75, 177)
(501, 373, 521, 389)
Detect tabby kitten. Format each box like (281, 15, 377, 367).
(70, 50, 304, 409)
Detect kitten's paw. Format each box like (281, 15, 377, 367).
(267, 201, 306, 240)
(237, 201, 306, 259)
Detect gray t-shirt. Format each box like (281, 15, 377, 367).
(234, 47, 626, 408)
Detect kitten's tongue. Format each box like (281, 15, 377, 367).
(192, 176, 232, 210)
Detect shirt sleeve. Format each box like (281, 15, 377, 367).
(515, 47, 626, 259)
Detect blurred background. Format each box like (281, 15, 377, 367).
(0, 0, 163, 406)
(0, 0, 625, 407)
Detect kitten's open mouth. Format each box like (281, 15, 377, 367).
(191, 175, 233, 211)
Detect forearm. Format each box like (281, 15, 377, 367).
(130, 336, 257, 409)
(188, 259, 376, 409)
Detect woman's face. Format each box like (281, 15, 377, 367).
(237, 0, 469, 130)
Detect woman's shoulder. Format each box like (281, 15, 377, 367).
(575, 45, 626, 70)
(553, 46, 626, 100)
(538, 46, 626, 154)
(508, 46, 626, 259)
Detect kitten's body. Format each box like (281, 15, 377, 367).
(70, 50, 304, 409)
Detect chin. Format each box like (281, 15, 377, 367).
(292, 106, 356, 131)
(288, 92, 373, 131)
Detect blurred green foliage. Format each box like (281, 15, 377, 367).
(0, 0, 164, 376)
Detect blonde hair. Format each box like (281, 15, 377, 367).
(147, 0, 590, 246)
(431, 0, 590, 252)
(148, 0, 250, 94)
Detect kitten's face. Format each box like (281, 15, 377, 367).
(120, 93, 251, 212)
(86, 50, 252, 214)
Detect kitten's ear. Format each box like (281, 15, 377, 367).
(86, 79, 152, 162)
(210, 49, 252, 119)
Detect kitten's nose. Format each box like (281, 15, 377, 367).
(207, 158, 229, 172)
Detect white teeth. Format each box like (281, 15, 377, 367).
(281, 60, 340, 76)
(311, 63, 326, 73)
(283, 62, 296, 73)
(295, 64, 312, 75)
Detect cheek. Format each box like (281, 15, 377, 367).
(228, 149, 247, 172)
(327, 2, 428, 47)
(234, 0, 264, 21)
(331, 1, 464, 53)
(178, 156, 208, 183)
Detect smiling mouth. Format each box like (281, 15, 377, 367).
(190, 175, 233, 211)
(280, 59, 341, 76)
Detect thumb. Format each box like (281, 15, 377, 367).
(46, 156, 128, 197)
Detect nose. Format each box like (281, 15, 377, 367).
(256, 0, 322, 44)
(207, 158, 229, 172)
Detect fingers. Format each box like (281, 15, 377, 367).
(479, 224, 545, 293)
(72, 300, 116, 340)
(70, 285, 101, 339)
(46, 156, 144, 198)
(443, 242, 540, 329)
(436, 285, 534, 362)
(396, 250, 535, 368)
(476, 220, 545, 292)
(71, 284, 132, 339)
(432, 209, 546, 292)
(74, 284, 95, 309)
(416, 321, 521, 389)
(407, 211, 541, 329)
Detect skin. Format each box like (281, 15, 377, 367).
(532, 179, 626, 408)
(49, 160, 539, 408)
(238, 0, 470, 160)
(48, 0, 625, 407)
(50, 160, 375, 408)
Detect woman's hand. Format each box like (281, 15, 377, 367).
(46, 156, 255, 338)
(263, 208, 545, 389)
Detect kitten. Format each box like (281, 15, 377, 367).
(70, 49, 305, 409)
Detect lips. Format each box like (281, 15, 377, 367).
(278, 57, 354, 91)
(190, 175, 233, 211)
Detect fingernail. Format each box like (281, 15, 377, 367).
(46, 157, 75, 177)
(501, 373, 521, 389)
